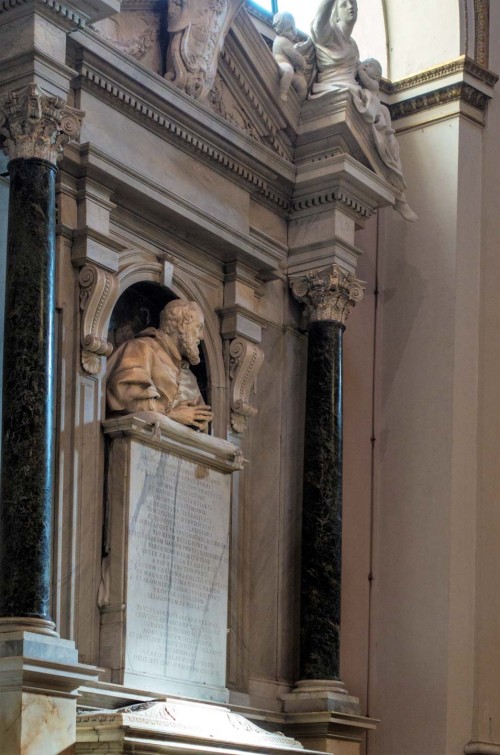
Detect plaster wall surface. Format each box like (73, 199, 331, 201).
(473, 3, 500, 744)
(368, 113, 480, 754)
(384, 0, 461, 80)
(341, 215, 379, 715)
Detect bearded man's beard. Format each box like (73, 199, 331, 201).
(180, 332, 201, 365)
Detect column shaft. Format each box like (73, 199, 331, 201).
(300, 320, 344, 680)
(0, 158, 56, 619)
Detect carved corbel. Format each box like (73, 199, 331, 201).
(228, 337, 264, 434)
(79, 264, 118, 374)
(165, 0, 244, 101)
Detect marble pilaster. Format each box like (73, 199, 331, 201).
(289, 266, 364, 704)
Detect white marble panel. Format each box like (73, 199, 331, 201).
(124, 440, 231, 700)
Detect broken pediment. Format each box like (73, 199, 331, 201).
(207, 8, 296, 160)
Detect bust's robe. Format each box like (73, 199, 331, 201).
(106, 327, 204, 416)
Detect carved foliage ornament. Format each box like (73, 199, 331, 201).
(0, 84, 84, 165)
(229, 337, 264, 433)
(166, 0, 244, 101)
(291, 266, 365, 326)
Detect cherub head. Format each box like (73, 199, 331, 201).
(273, 11, 297, 41)
(359, 58, 383, 82)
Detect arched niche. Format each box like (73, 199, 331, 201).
(107, 281, 210, 406)
(78, 253, 227, 437)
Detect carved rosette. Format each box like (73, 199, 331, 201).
(0, 84, 84, 166)
(291, 266, 365, 326)
(166, 0, 244, 101)
(79, 264, 118, 374)
(228, 337, 264, 434)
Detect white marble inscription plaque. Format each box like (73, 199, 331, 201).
(125, 440, 231, 700)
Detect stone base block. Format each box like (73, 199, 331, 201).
(284, 711, 378, 755)
(283, 681, 377, 755)
(0, 630, 100, 755)
(283, 680, 361, 715)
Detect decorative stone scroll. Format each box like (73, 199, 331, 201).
(77, 699, 305, 753)
(291, 265, 365, 326)
(0, 84, 84, 166)
(79, 264, 118, 374)
(229, 337, 264, 434)
(166, 0, 244, 101)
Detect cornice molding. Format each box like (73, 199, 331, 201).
(389, 81, 490, 121)
(291, 187, 373, 220)
(0, 0, 86, 27)
(77, 61, 292, 212)
(381, 56, 498, 95)
(0, 0, 120, 26)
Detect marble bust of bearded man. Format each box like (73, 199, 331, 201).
(106, 299, 213, 431)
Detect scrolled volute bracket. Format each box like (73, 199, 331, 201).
(79, 264, 118, 375)
(228, 337, 264, 434)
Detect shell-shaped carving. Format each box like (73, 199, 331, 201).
(81, 349, 101, 375)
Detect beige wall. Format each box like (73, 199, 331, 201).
(473, 2, 500, 745)
(363, 110, 483, 753)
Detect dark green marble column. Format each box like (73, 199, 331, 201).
(0, 157, 57, 626)
(0, 84, 82, 634)
(300, 319, 344, 680)
(292, 266, 364, 687)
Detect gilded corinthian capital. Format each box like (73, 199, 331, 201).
(0, 84, 84, 165)
(291, 265, 365, 326)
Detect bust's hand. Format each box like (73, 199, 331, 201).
(167, 400, 214, 430)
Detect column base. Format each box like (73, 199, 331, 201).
(0, 630, 101, 755)
(283, 680, 377, 755)
(0, 616, 58, 637)
(284, 679, 361, 715)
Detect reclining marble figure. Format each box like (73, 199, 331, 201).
(106, 299, 213, 431)
(296, 0, 418, 221)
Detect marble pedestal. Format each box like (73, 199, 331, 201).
(0, 628, 100, 755)
(101, 413, 242, 703)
